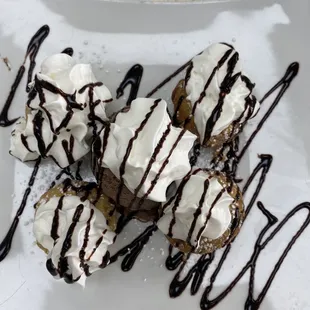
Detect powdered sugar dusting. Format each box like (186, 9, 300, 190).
(195, 147, 214, 170)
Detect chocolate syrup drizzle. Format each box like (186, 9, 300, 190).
(0, 158, 41, 262)
(116, 64, 143, 106)
(237, 62, 299, 162)
(110, 224, 157, 271)
(146, 60, 191, 98)
(0, 25, 49, 127)
(61, 47, 74, 57)
(25, 25, 50, 91)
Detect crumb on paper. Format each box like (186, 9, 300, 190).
(2, 57, 12, 71)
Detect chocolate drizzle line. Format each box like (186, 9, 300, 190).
(165, 245, 184, 271)
(62, 135, 75, 166)
(0, 158, 41, 262)
(165, 169, 201, 238)
(116, 64, 143, 106)
(25, 25, 50, 91)
(189, 142, 201, 167)
(51, 196, 64, 241)
(75, 160, 83, 181)
(109, 224, 157, 271)
(127, 122, 172, 210)
(202, 50, 239, 145)
(237, 62, 299, 161)
(170, 252, 214, 298)
(48, 166, 74, 190)
(94, 124, 110, 186)
(58, 204, 84, 280)
(195, 188, 225, 246)
(61, 47, 74, 57)
(146, 60, 192, 98)
(79, 208, 94, 273)
(212, 137, 240, 181)
(172, 94, 185, 126)
(79, 81, 110, 137)
(115, 99, 160, 209)
(187, 178, 210, 245)
(0, 25, 49, 127)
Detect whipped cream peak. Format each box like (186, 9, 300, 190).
(157, 169, 234, 248)
(10, 53, 112, 168)
(34, 194, 115, 285)
(94, 98, 197, 203)
(185, 42, 260, 144)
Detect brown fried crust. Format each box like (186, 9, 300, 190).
(166, 171, 244, 254)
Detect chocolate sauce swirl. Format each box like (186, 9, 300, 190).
(110, 224, 157, 271)
(51, 196, 64, 241)
(61, 47, 74, 56)
(170, 252, 214, 298)
(165, 245, 184, 270)
(199, 201, 310, 310)
(0, 25, 49, 127)
(25, 25, 50, 91)
(116, 64, 143, 106)
(0, 158, 41, 262)
(237, 62, 299, 161)
(146, 60, 191, 98)
(126, 122, 173, 210)
(202, 50, 239, 145)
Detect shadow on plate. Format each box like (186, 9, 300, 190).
(40, 0, 266, 34)
(41, 279, 276, 310)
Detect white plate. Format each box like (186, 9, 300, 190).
(0, 0, 310, 309)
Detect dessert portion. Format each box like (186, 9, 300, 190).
(92, 98, 197, 221)
(33, 179, 116, 285)
(10, 53, 112, 168)
(172, 42, 260, 148)
(157, 169, 244, 254)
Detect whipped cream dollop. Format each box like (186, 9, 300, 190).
(186, 43, 260, 144)
(10, 53, 112, 168)
(157, 169, 234, 248)
(34, 195, 115, 286)
(94, 98, 197, 202)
